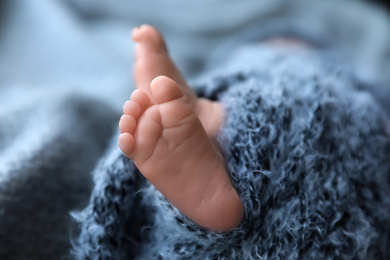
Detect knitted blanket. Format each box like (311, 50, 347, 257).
(1, 0, 390, 259)
(72, 43, 390, 259)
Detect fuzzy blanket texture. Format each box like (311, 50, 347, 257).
(1, 0, 390, 259)
(73, 46, 390, 259)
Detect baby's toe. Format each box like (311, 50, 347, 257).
(150, 76, 184, 104)
(130, 89, 153, 110)
(119, 115, 136, 134)
(123, 100, 142, 118)
(118, 133, 135, 156)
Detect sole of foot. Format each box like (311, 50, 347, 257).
(119, 76, 243, 232)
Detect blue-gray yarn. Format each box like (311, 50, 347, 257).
(72, 46, 390, 259)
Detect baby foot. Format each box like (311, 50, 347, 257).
(118, 76, 243, 232)
(132, 25, 224, 138)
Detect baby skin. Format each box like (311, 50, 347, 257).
(118, 25, 243, 232)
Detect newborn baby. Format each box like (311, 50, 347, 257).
(117, 25, 314, 232)
(118, 25, 243, 232)
(75, 24, 390, 259)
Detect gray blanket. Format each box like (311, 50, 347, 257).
(1, 0, 390, 259)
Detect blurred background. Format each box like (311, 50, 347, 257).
(0, 0, 389, 259)
(1, 0, 390, 111)
(372, 0, 390, 10)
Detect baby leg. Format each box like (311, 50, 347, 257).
(118, 26, 243, 232)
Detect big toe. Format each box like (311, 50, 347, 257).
(150, 76, 184, 104)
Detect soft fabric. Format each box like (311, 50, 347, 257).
(1, 0, 390, 259)
(72, 44, 390, 259)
